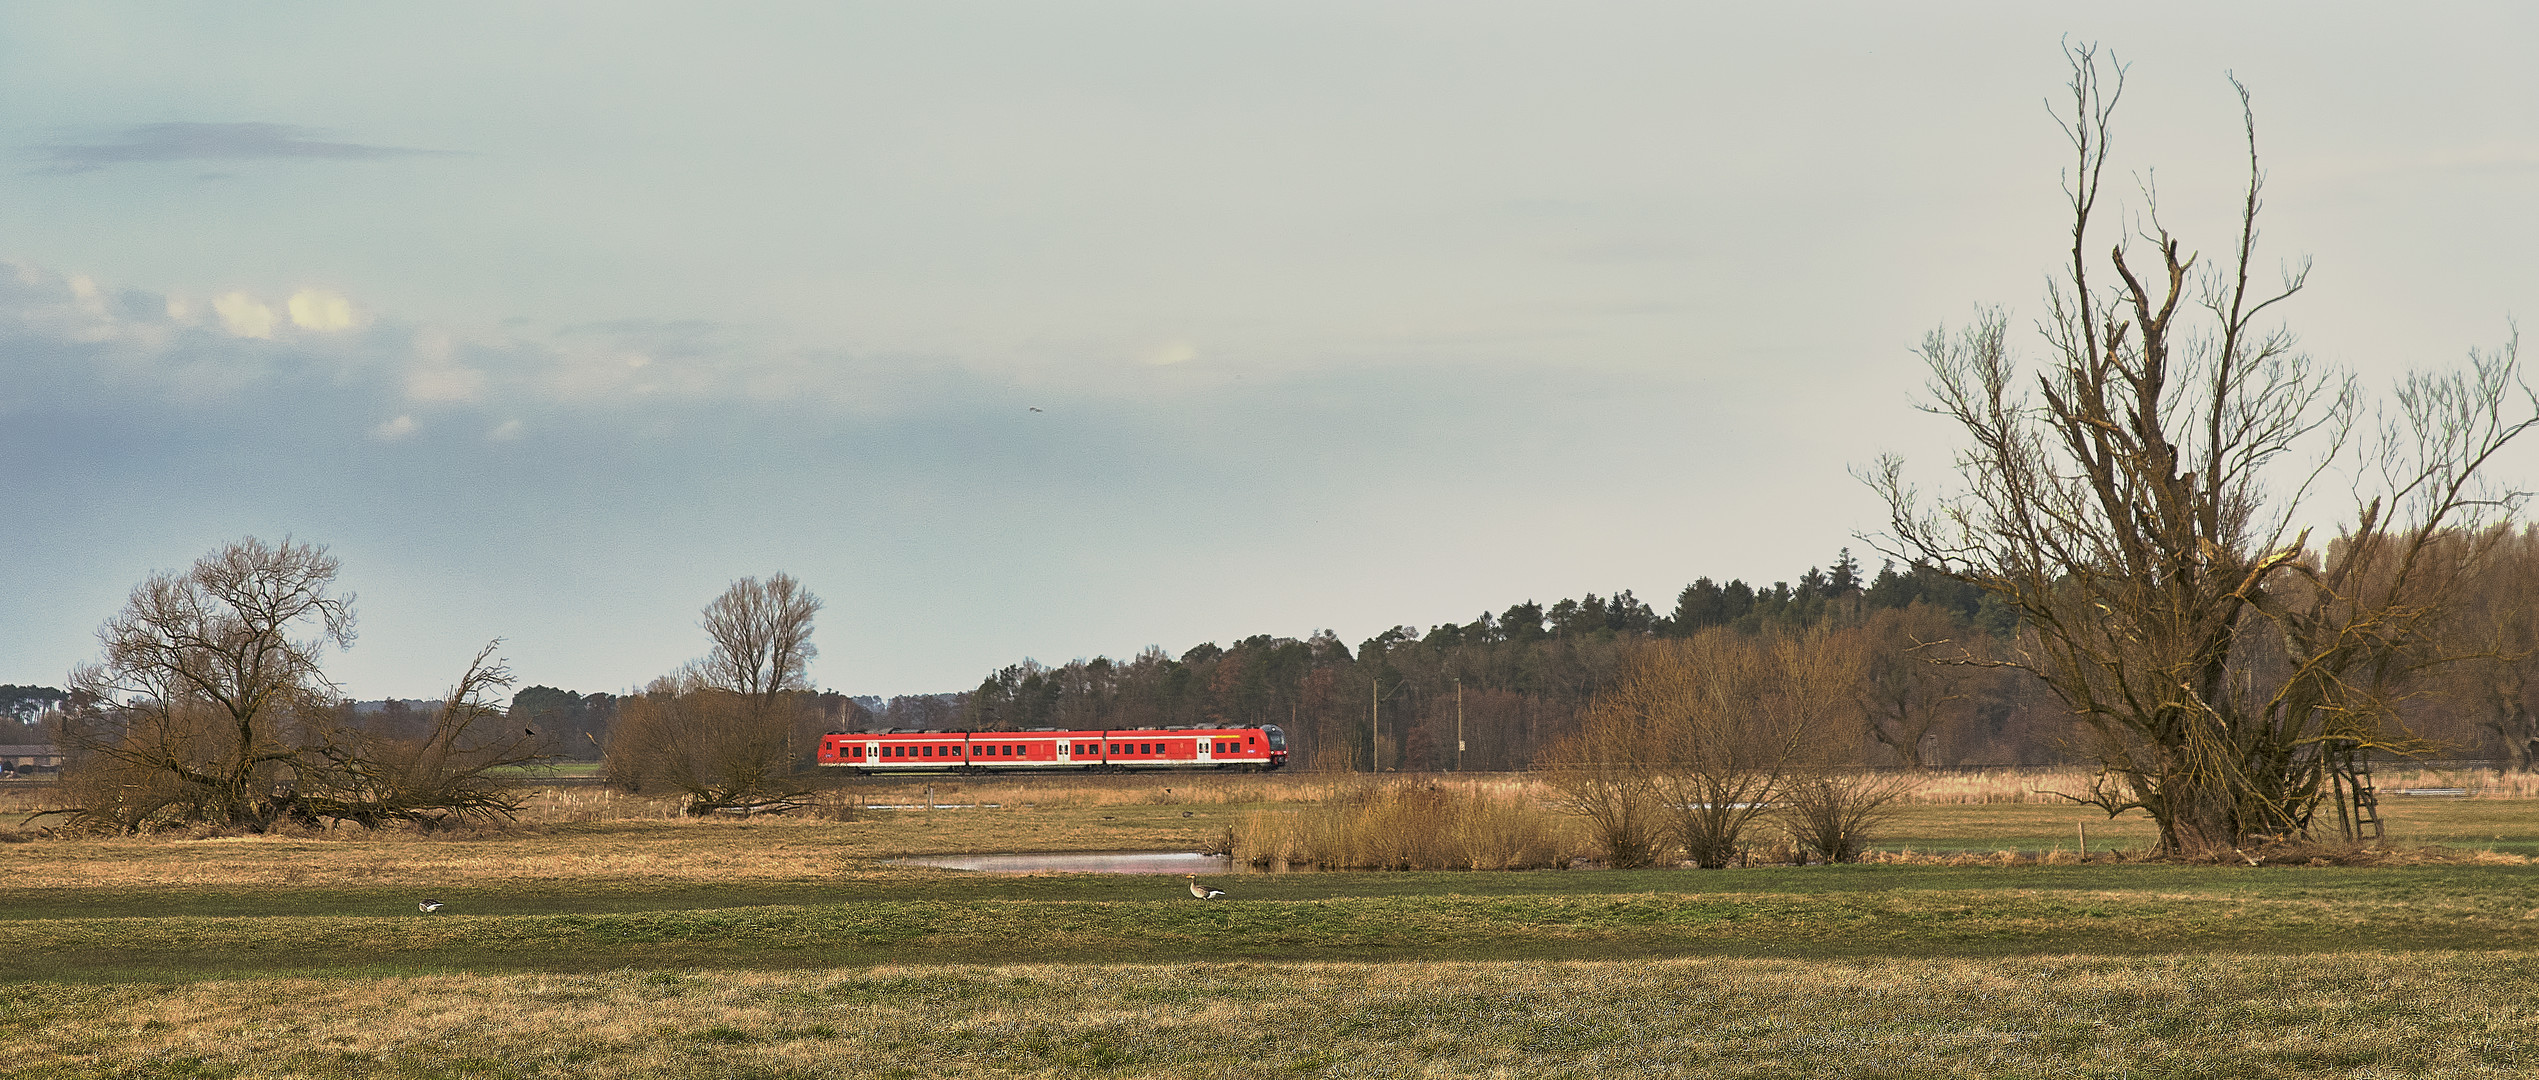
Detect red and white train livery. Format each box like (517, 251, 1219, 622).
(816, 725, 1287, 773)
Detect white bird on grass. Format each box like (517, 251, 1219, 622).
(417, 898, 445, 914)
(1185, 874, 1226, 900)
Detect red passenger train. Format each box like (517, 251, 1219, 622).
(816, 725, 1287, 773)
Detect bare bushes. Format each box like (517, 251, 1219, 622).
(608, 677, 810, 816)
(607, 574, 821, 816)
(1776, 770, 1921, 864)
(1538, 704, 1669, 868)
(1235, 779, 1575, 870)
(1543, 630, 1863, 868)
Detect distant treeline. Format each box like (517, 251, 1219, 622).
(930, 539, 2539, 772)
(942, 551, 2063, 771)
(37, 537, 2539, 773)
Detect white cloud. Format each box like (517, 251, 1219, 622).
(1144, 339, 1198, 366)
(2, 258, 970, 418)
(488, 418, 523, 441)
(373, 414, 417, 440)
(287, 288, 354, 331)
(213, 292, 275, 338)
(67, 274, 105, 316)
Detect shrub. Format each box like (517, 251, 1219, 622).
(1777, 770, 1920, 863)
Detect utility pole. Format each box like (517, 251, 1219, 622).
(1455, 677, 1465, 772)
(1371, 677, 1414, 773)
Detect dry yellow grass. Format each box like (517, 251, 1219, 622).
(1906, 765, 2539, 804)
(0, 785, 1241, 889)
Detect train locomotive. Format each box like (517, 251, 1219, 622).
(816, 724, 1286, 774)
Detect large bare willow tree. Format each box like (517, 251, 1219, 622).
(1871, 46, 2538, 855)
(64, 537, 541, 831)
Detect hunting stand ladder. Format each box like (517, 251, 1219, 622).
(2324, 738, 2384, 844)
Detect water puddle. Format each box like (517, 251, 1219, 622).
(890, 851, 1313, 875)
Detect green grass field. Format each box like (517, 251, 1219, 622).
(2, 782, 2535, 1076)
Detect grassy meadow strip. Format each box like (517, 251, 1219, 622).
(12, 864, 2539, 979)
(0, 797, 2515, 893)
(7, 953, 2539, 1078)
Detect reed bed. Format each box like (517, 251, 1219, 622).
(1234, 778, 1580, 870)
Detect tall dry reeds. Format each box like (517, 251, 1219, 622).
(1234, 779, 1576, 870)
(1902, 765, 2539, 804)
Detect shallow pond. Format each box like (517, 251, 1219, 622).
(890, 851, 1309, 874)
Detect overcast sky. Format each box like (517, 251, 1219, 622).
(5, 3, 2536, 699)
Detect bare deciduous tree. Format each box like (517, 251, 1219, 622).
(611, 574, 822, 815)
(1871, 46, 2538, 855)
(700, 573, 821, 702)
(66, 537, 354, 828)
(2414, 525, 2539, 768)
(61, 538, 542, 831)
(1855, 604, 1991, 768)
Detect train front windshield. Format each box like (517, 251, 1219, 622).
(1263, 725, 1286, 751)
